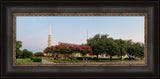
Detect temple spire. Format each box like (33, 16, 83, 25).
(49, 21, 51, 35)
(48, 22, 52, 47)
(87, 29, 88, 43)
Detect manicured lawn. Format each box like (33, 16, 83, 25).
(45, 58, 143, 63)
(16, 58, 42, 63)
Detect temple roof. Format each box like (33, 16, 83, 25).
(58, 42, 80, 46)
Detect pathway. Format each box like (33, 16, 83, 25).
(42, 58, 55, 64)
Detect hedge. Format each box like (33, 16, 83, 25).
(31, 57, 42, 62)
(75, 57, 92, 60)
(124, 58, 135, 60)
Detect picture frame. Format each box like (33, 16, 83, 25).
(1, 0, 159, 78)
(13, 13, 147, 67)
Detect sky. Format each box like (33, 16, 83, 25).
(16, 16, 144, 53)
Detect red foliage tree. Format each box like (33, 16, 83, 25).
(44, 43, 93, 61)
(79, 45, 93, 61)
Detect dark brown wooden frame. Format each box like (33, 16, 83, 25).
(1, 1, 159, 78)
(13, 13, 147, 67)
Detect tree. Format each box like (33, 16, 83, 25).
(44, 43, 74, 60)
(16, 41, 23, 58)
(44, 46, 56, 59)
(96, 34, 119, 61)
(23, 49, 33, 58)
(125, 40, 135, 60)
(133, 42, 144, 60)
(79, 45, 92, 61)
(87, 34, 105, 61)
(138, 43, 144, 60)
(67, 45, 80, 61)
(34, 52, 44, 57)
(104, 38, 119, 61)
(16, 49, 23, 58)
(115, 39, 127, 60)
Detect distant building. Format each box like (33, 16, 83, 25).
(58, 42, 80, 46)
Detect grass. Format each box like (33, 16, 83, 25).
(44, 58, 143, 63)
(16, 58, 42, 64)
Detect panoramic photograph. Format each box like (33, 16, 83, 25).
(16, 16, 145, 65)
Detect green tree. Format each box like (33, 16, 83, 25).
(125, 40, 135, 60)
(104, 38, 119, 61)
(133, 42, 144, 60)
(87, 34, 105, 61)
(138, 43, 144, 60)
(16, 41, 23, 58)
(23, 49, 33, 58)
(115, 39, 126, 60)
(34, 52, 44, 57)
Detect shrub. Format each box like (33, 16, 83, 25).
(76, 57, 92, 60)
(85, 57, 92, 60)
(92, 57, 97, 60)
(74, 57, 77, 60)
(32, 57, 42, 62)
(124, 57, 135, 60)
(69, 57, 78, 60)
(76, 57, 83, 60)
(30, 56, 35, 60)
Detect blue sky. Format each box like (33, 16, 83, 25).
(16, 16, 144, 53)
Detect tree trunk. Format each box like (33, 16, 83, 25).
(57, 55, 59, 60)
(121, 55, 122, 60)
(96, 54, 99, 61)
(120, 48, 122, 60)
(128, 55, 131, 60)
(109, 52, 112, 61)
(110, 55, 112, 61)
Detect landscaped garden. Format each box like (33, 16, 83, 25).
(43, 56, 143, 64)
(16, 34, 144, 64)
